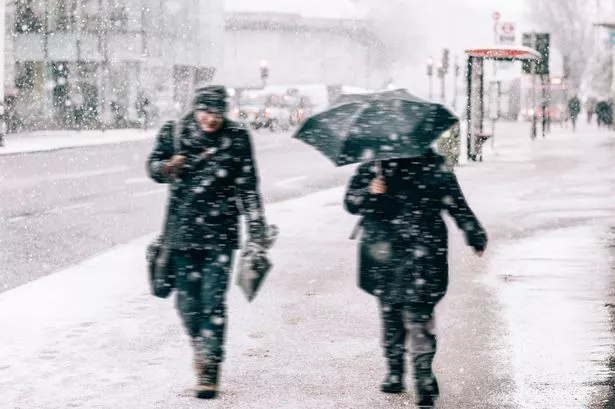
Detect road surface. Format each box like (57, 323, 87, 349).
(0, 130, 353, 292)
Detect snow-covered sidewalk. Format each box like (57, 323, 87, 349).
(1, 123, 614, 408)
(0, 128, 157, 155)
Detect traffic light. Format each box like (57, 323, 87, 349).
(522, 33, 532, 74)
(521, 32, 550, 75)
(442, 48, 450, 74)
(535, 33, 550, 75)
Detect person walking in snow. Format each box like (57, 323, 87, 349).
(568, 96, 581, 132)
(343, 150, 488, 408)
(146, 86, 270, 399)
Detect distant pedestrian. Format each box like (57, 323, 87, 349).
(344, 150, 488, 408)
(596, 100, 612, 129)
(146, 85, 271, 399)
(568, 96, 581, 132)
(586, 97, 597, 124)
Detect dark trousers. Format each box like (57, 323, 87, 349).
(171, 248, 234, 363)
(380, 301, 439, 400)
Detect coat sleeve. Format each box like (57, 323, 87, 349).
(343, 163, 400, 217)
(234, 129, 268, 239)
(441, 171, 488, 252)
(146, 120, 175, 184)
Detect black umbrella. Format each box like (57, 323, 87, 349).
(293, 89, 458, 167)
(333, 88, 426, 105)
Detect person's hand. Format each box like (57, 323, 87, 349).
(368, 176, 387, 195)
(474, 244, 487, 257)
(163, 155, 186, 174)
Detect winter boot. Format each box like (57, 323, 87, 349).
(191, 339, 204, 374)
(194, 361, 220, 399)
(380, 360, 405, 394)
(415, 376, 439, 408)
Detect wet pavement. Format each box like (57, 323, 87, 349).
(0, 122, 614, 408)
(0, 129, 353, 292)
(474, 122, 615, 408)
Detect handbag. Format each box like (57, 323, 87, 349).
(146, 121, 181, 299)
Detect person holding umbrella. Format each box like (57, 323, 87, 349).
(294, 89, 488, 408)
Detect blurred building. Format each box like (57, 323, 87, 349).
(220, 0, 388, 90)
(5, 0, 224, 131)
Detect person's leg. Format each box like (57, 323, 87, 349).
(173, 250, 203, 340)
(404, 303, 439, 408)
(379, 300, 406, 393)
(192, 248, 234, 399)
(198, 248, 233, 363)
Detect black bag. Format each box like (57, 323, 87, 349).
(147, 121, 181, 299)
(236, 224, 279, 302)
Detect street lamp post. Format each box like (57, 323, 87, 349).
(260, 60, 269, 88)
(437, 61, 445, 103)
(452, 58, 460, 111)
(426, 57, 434, 100)
(0, 0, 6, 146)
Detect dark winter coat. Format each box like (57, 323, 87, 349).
(146, 114, 267, 250)
(344, 150, 487, 305)
(568, 97, 581, 117)
(596, 101, 613, 126)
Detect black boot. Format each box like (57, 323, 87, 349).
(191, 338, 220, 399)
(195, 361, 220, 399)
(380, 361, 405, 394)
(416, 376, 439, 408)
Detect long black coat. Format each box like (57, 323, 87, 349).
(344, 150, 487, 306)
(146, 114, 267, 250)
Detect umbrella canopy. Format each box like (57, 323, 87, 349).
(333, 88, 426, 105)
(293, 89, 458, 166)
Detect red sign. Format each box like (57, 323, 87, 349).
(502, 23, 514, 33)
(493, 12, 500, 21)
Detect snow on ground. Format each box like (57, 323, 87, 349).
(0, 129, 157, 156)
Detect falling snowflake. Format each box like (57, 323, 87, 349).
(218, 254, 230, 264)
(442, 195, 454, 205)
(413, 247, 428, 258)
(189, 271, 201, 281)
(211, 316, 225, 326)
(463, 222, 475, 231)
(369, 241, 392, 262)
(361, 149, 375, 160)
(349, 194, 364, 205)
(201, 329, 215, 338)
(216, 169, 228, 178)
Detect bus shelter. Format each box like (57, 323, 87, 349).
(462, 46, 541, 162)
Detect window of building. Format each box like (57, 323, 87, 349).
(47, 0, 78, 32)
(14, 0, 44, 34)
(15, 61, 42, 90)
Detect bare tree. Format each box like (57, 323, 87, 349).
(531, 0, 596, 94)
(532, 0, 615, 96)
